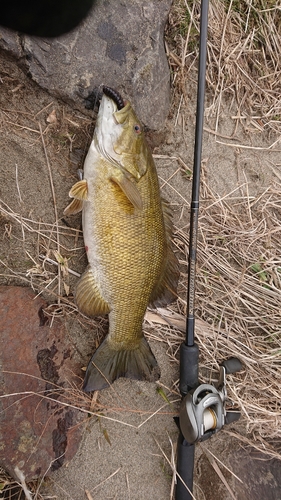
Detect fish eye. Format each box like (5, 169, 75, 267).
(134, 124, 141, 134)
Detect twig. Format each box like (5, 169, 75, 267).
(14, 466, 33, 500)
(39, 121, 61, 304)
(39, 254, 81, 277)
(91, 467, 121, 492)
(34, 101, 54, 118)
(85, 490, 94, 500)
(15, 163, 23, 204)
(154, 437, 197, 500)
(216, 138, 281, 151)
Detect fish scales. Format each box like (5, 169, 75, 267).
(64, 88, 178, 391)
(86, 159, 166, 346)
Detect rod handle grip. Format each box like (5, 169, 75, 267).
(179, 342, 199, 396)
(175, 432, 195, 500)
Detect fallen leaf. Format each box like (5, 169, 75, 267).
(63, 282, 70, 296)
(144, 310, 170, 326)
(47, 109, 57, 124)
(156, 386, 172, 406)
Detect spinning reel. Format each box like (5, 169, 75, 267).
(179, 357, 243, 444)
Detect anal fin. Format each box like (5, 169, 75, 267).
(76, 267, 110, 317)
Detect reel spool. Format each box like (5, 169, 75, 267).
(179, 357, 243, 444)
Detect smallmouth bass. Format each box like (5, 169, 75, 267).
(65, 87, 178, 391)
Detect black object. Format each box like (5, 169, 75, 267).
(176, 1, 209, 499)
(222, 357, 243, 374)
(176, 5, 243, 498)
(176, 344, 199, 498)
(103, 86, 125, 110)
(185, 0, 209, 350)
(177, 358, 243, 500)
(0, 0, 95, 37)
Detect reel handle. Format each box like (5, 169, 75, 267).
(222, 357, 243, 374)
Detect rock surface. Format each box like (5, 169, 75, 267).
(231, 448, 281, 500)
(0, 0, 172, 130)
(198, 438, 281, 500)
(0, 286, 85, 482)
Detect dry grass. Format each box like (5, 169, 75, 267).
(166, 0, 281, 134)
(1, 157, 280, 472)
(148, 179, 281, 452)
(160, 0, 281, 469)
(0, 466, 43, 500)
(164, 0, 281, 457)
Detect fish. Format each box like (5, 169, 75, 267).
(64, 86, 178, 392)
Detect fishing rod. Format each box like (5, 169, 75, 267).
(175, 1, 242, 499)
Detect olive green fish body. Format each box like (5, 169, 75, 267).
(65, 92, 178, 391)
(84, 155, 166, 340)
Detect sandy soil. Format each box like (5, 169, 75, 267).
(0, 48, 280, 500)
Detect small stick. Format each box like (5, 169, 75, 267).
(39, 121, 61, 304)
(91, 467, 121, 492)
(39, 254, 81, 277)
(5, 120, 40, 134)
(216, 137, 281, 151)
(34, 101, 54, 117)
(14, 466, 33, 500)
(15, 163, 23, 204)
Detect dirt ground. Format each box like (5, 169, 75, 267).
(0, 45, 281, 500)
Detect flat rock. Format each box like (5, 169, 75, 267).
(230, 447, 281, 500)
(0, 286, 85, 482)
(0, 0, 172, 130)
(197, 435, 281, 500)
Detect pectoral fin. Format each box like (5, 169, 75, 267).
(76, 267, 110, 317)
(64, 179, 88, 215)
(111, 174, 143, 210)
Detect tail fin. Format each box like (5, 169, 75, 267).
(83, 337, 160, 392)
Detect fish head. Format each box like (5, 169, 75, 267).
(94, 92, 148, 181)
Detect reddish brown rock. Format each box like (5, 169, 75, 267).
(0, 286, 85, 482)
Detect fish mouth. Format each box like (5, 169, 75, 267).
(94, 88, 125, 167)
(102, 86, 125, 111)
(94, 87, 133, 169)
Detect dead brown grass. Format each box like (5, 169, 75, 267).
(160, 0, 281, 457)
(166, 0, 281, 134)
(147, 178, 281, 454)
